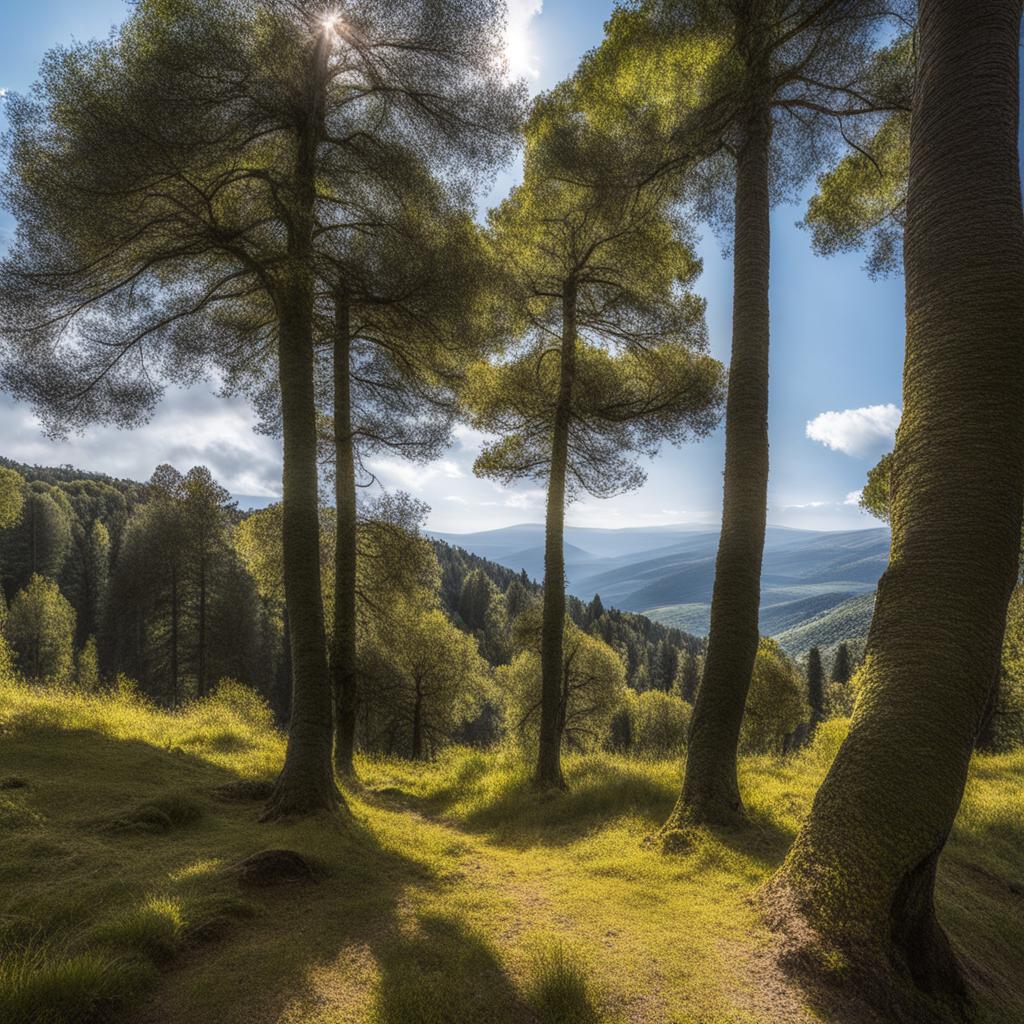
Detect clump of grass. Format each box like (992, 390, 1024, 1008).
(0, 940, 154, 1024)
(523, 937, 600, 1024)
(91, 896, 185, 964)
(96, 792, 204, 836)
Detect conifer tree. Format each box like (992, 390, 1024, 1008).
(805, 645, 824, 727)
(464, 82, 724, 789)
(763, 2, 1024, 1013)
(589, 0, 909, 827)
(830, 641, 852, 685)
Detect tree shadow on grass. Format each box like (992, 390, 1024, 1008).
(372, 912, 537, 1024)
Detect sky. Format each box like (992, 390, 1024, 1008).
(0, 0, 910, 533)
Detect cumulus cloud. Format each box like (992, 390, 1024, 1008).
(0, 385, 283, 500)
(366, 458, 463, 492)
(805, 403, 901, 458)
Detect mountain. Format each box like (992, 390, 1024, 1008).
(429, 523, 889, 656)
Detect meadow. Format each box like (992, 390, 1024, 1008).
(2, 676, 1021, 1024)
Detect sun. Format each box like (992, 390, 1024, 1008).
(504, 0, 542, 81)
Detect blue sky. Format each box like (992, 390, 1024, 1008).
(0, 0, 908, 532)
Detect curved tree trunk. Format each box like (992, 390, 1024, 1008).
(263, 32, 343, 820)
(333, 296, 359, 776)
(762, 2, 1024, 1015)
(664, 103, 772, 832)
(535, 277, 578, 791)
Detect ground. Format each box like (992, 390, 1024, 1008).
(0, 678, 1021, 1024)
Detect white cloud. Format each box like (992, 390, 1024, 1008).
(444, 495, 470, 505)
(0, 89, 8, 98)
(845, 490, 864, 506)
(805, 403, 901, 458)
(367, 458, 463, 492)
(505, 0, 543, 81)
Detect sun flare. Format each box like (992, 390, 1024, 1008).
(504, 0, 542, 80)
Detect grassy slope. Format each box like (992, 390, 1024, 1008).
(772, 592, 876, 657)
(1, 679, 1022, 1024)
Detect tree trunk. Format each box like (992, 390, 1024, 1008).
(411, 682, 424, 761)
(665, 102, 771, 832)
(263, 29, 343, 820)
(197, 558, 207, 699)
(277, 604, 293, 727)
(170, 562, 179, 707)
(762, 3, 1024, 1016)
(535, 278, 577, 791)
(332, 295, 359, 776)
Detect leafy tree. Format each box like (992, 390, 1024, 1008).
(362, 600, 489, 760)
(673, 649, 702, 704)
(763, 2, 1024, 1010)
(0, 485, 72, 598)
(6, 574, 76, 682)
(805, 646, 825, 729)
(77, 635, 101, 691)
(465, 84, 723, 788)
(0, 0, 520, 819)
(0, 468, 25, 531)
(591, 0, 908, 828)
(738, 639, 808, 755)
(624, 689, 691, 757)
(859, 451, 893, 522)
(500, 610, 627, 754)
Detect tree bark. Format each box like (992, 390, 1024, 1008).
(263, 29, 343, 819)
(762, 3, 1024, 1015)
(333, 295, 359, 776)
(665, 101, 772, 831)
(535, 277, 577, 791)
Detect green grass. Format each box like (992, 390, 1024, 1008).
(0, 680, 1021, 1024)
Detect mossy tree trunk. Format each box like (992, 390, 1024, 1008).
(665, 101, 772, 830)
(535, 277, 578, 791)
(263, 32, 342, 820)
(333, 295, 359, 777)
(762, 1, 1024, 1013)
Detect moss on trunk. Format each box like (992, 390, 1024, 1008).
(761, 1, 1024, 1016)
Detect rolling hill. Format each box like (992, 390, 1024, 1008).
(429, 523, 888, 656)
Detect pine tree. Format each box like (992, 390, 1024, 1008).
(806, 646, 825, 728)
(464, 81, 724, 789)
(830, 642, 852, 685)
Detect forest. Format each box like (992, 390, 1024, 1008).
(0, 2, 1022, 1023)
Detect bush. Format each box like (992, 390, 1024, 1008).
(623, 690, 690, 757)
(206, 679, 275, 732)
(739, 638, 809, 755)
(523, 937, 599, 1024)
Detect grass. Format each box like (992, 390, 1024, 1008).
(0, 680, 1021, 1024)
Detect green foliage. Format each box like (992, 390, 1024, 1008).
(805, 647, 825, 725)
(76, 636, 101, 692)
(0, 486, 72, 598)
(860, 451, 893, 522)
(994, 587, 1024, 750)
(499, 615, 627, 752)
(0, 467, 25, 531)
(6, 575, 76, 682)
(830, 642, 853, 685)
(622, 689, 691, 757)
(739, 639, 809, 755)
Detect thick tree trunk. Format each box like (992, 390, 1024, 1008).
(762, 3, 1024, 1016)
(332, 296, 359, 776)
(665, 103, 771, 832)
(535, 278, 577, 791)
(263, 30, 343, 820)
(276, 604, 293, 727)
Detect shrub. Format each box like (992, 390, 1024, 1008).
(523, 937, 599, 1024)
(739, 638, 809, 755)
(624, 690, 690, 757)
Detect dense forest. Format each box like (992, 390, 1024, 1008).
(0, 1, 1022, 1023)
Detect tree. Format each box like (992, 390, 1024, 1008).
(0, 485, 72, 598)
(181, 467, 234, 698)
(6, 574, 76, 682)
(77, 635, 101, 691)
(830, 641, 852, 685)
(0, 0, 520, 819)
(367, 601, 489, 760)
(0, 467, 25, 531)
(591, 0, 908, 828)
(738, 638, 808, 755)
(859, 450, 893, 522)
(500, 611, 628, 755)
(805, 646, 825, 728)
(465, 83, 724, 788)
(673, 649, 702, 704)
(624, 689, 691, 757)
(762, 2, 1024, 1014)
